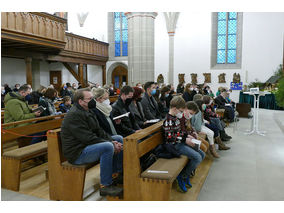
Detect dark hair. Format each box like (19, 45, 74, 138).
(66, 82, 71, 88)
(193, 94, 203, 102)
(133, 87, 143, 100)
(170, 96, 186, 109)
(73, 88, 91, 103)
(185, 101, 199, 113)
(161, 86, 170, 95)
(120, 85, 134, 95)
(44, 88, 57, 99)
(18, 84, 31, 92)
(144, 81, 155, 91)
(195, 99, 204, 112)
(203, 95, 211, 105)
(63, 96, 71, 103)
(220, 87, 227, 93)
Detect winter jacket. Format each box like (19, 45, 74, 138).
(112, 97, 140, 137)
(141, 93, 161, 120)
(3, 92, 35, 127)
(190, 111, 203, 132)
(61, 103, 113, 164)
(128, 101, 147, 129)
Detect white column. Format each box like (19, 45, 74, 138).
(125, 12, 158, 85)
(164, 12, 180, 85)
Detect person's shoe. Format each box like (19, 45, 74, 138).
(190, 169, 196, 178)
(99, 184, 123, 197)
(209, 145, 220, 158)
(215, 137, 230, 150)
(176, 175, 187, 192)
(185, 177, 192, 188)
(224, 133, 232, 139)
(112, 173, 123, 185)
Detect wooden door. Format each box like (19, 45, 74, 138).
(112, 66, 128, 89)
(50, 71, 62, 92)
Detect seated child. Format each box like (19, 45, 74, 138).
(59, 96, 72, 113)
(163, 96, 205, 193)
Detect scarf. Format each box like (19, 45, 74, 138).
(96, 101, 112, 117)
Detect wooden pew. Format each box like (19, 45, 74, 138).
(109, 95, 119, 104)
(46, 129, 98, 201)
(1, 114, 65, 191)
(114, 121, 189, 201)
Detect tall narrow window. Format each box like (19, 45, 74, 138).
(114, 12, 128, 57)
(211, 12, 243, 69)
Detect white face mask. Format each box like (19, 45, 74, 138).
(102, 99, 110, 106)
(190, 88, 194, 91)
(209, 100, 213, 105)
(30, 88, 32, 92)
(184, 113, 192, 120)
(176, 112, 183, 119)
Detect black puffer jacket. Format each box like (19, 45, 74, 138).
(61, 103, 113, 163)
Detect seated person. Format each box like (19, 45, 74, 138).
(163, 96, 205, 192)
(129, 87, 147, 129)
(159, 86, 171, 118)
(182, 83, 193, 102)
(91, 88, 118, 136)
(29, 86, 46, 105)
(215, 88, 235, 122)
(38, 88, 59, 117)
(4, 84, 41, 126)
(13, 84, 20, 92)
(59, 96, 72, 113)
(194, 99, 230, 150)
(185, 101, 220, 158)
(203, 95, 232, 141)
(61, 88, 123, 197)
(112, 86, 141, 137)
(141, 81, 161, 120)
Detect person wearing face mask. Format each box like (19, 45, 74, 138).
(61, 88, 123, 197)
(13, 84, 21, 92)
(4, 84, 41, 126)
(91, 88, 118, 136)
(38, 88, 58, 117)
(215, 88, 235, 122)
(163, 96, 205, 193)
(128, 87, 148, 129)
(59, 96, 72, 113)
(141, 81, 161, 120)
(112, 86, 141, 137)
(159, 86, 171, 118)
(185, 101, 220, 158)
(182, 83, 193, 102)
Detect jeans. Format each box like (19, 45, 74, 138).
(210, 118, 224, 131)
(175, 143, 205, 179)
(30, 131, 46, 144)
(205, 123, 219, 138)
(73, 135, 123, 186)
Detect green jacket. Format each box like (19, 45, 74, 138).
(4, 92, 35, 127)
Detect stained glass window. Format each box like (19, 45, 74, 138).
(114, 12, 128, 57)
(217, 12, 237, 64)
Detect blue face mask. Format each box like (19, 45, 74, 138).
(165, 93, 169, 98)
(151, 89, 156, 95)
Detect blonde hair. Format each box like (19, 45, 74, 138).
(92, 88, 107, 99)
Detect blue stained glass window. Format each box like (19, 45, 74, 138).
(114, 12, 128, 57)
(217, 12, 237, 64)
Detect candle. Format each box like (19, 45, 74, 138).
(245, 70, 248, 83)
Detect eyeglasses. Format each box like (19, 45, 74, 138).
(83, 96, 94, 101)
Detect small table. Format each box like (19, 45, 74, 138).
(243, 91, 270, 136)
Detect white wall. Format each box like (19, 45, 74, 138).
(1, 58, 26, 87)
(87, 64, 103, 86)
(67, 12, 108, 42)
(155, 12, 284, 102)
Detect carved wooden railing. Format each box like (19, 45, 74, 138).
(1, 12, 67, 49)
(64, 33, 108, 58)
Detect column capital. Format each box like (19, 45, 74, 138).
(124, 12, 158, 19)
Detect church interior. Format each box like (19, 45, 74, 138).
(1, 1, 284, 211)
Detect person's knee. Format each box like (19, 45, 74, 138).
(103, 142, 115, 154)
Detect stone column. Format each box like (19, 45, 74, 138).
(25, 57, 32, 87)
(125, 12, 158, 85)
(164, 12, 180, 85)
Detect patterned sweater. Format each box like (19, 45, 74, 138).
(163, 113, 188, 144)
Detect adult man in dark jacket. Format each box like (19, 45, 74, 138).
(61, 88, 123, 197)
(112, 86, 141, 137)
(141, 81, 161, 120)
(215, 88, 235, 122)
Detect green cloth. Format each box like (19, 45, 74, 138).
(239, 91, 284, 110)
(4, 92, 35, 127)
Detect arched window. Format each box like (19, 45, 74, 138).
(114, 12, 128, 57)
(211, 12, 243, 69)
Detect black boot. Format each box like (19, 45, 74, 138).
(220, 130, 230, 141)
(100, 184, 123, 197)
(223, 131, 232, 139)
